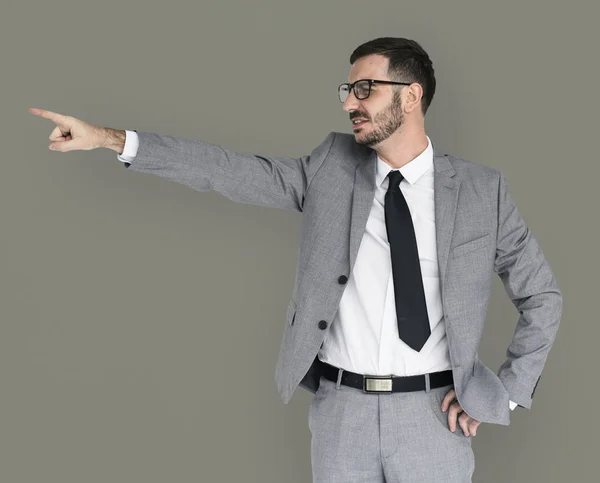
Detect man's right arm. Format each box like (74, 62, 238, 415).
(105, 127, 336, 213)
(32, 110, 332, 212)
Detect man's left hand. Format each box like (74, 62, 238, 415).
(441, 388, 482, 436)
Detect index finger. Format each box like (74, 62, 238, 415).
(441, 388, 456, 411)
(29, 108, 68, 124)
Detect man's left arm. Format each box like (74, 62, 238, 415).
(493, 171, 563, 410)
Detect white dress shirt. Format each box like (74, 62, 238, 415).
(118, 131, 517, 411)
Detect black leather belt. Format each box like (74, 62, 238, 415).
(319, 359, 454, 394)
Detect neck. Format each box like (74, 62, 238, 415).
(374, 125, 429, 169)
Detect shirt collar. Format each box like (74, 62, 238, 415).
(375, 135, 434, 187)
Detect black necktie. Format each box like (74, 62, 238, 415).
(384, 170, 431, 352)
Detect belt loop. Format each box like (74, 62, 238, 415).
(424, 373, 431, 393)
(336, 368, 343, 389)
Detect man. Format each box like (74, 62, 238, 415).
(30, 36, 562, 482)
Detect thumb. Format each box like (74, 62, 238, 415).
(49, 138, 85, 152)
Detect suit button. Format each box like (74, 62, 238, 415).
(338, 275, 348, 284)
(318, 320, 328, 330)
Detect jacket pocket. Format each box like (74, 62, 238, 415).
(452, 233, 492, 258)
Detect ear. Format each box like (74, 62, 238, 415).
(404, 83, 423, 114)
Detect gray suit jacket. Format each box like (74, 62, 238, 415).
(123, 130, 562, 426)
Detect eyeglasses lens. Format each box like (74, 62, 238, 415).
(339, 81, 370, 102)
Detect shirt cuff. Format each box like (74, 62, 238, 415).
(117, 129, 139, 163)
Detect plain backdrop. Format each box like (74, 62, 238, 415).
(4, 0, 598, 481)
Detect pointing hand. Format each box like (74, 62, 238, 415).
(29, 108, 107, 152)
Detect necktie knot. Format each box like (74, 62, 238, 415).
(387, 170, 404, 192)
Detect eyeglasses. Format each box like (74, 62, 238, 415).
(338, 79, 412, 103)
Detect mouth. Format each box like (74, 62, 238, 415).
(352, 119, 369, 130)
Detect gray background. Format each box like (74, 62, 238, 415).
(4, 0, 597, 481)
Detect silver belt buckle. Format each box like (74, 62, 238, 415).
(363, 375, 393, 393)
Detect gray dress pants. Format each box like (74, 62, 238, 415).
(309, 374, 476, 482)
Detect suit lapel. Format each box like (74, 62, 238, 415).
(433, 149, 460, 290)
(349, 150, 377, 270)
(348, 144, 460, 290)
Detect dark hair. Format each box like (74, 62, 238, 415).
(349, 37, 436, 116)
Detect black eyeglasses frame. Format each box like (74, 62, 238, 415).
(338, 79, 412, 102)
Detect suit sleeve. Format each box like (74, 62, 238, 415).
(494, 171, 563, 409)
(120, 130, 336, 213)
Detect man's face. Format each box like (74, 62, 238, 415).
(343, 54, 405, 148)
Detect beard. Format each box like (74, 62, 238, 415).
(354, 91, 404, 148)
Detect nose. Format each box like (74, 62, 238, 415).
(342, 89, 360, 113)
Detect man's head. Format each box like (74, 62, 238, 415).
(341, 37, 436, 148)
